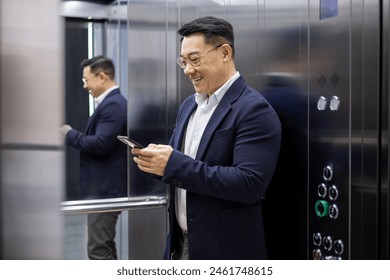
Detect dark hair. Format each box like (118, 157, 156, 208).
(178, 16, 235, 56)
(80, 55, 115, 80)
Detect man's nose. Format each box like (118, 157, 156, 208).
(183, 63, 195, 75)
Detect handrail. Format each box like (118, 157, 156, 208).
(61, 196, 167, 214)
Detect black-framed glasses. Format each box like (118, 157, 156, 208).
(176, 44, 223, 69)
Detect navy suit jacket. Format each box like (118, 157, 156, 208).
(66, 88, 127, 198)
(162, 76, 281, 259)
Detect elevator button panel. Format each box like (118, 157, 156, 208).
(311, 163, 345, 259)
(315, 166, 340, 219)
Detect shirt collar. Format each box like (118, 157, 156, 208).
(195, 71, 240, 108)
(95, 85, 119, 108)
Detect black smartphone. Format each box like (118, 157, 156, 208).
(117, 135, 144, 148)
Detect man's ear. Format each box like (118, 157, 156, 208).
(222, 44, 232, 60)
(98, 72, 107, 81)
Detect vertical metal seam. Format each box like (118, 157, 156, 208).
(307, 0, 311, 260)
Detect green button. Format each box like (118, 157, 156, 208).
(315, 200, 329, 217)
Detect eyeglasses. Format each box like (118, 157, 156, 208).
(176, 44, 223, 69)
(82, 72, 104, 84)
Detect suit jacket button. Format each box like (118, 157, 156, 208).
(172, 179, 178, 185)
(177, 182, 183, 187)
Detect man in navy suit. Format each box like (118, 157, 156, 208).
(61, 55, 127, 259)
(132, 16, 281, 259)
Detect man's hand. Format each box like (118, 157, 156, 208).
(60, 124, 72, 136)
(131, 144, 173, 176)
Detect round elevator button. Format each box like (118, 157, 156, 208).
(317, 96, 327, 111)
(329, 185, 339, 200)
(330, 96, 340, 111)
(313, 249, 322, 260)
(323, 236, 333, 251)
(313, 232, 322, 246)
(329, 204, 339, 219)
(318, 183, 327, 198)
(315, 200, 329, 217)
(323, 165, 333, 181)
(334, 239, 344, 255)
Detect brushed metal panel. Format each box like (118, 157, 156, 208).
(127, 0, 171, 197)
(308, 0, 352, 260)
(381, 0, 390, 260)
(127, 0, 172, 259)
(1, 0, 64, 259)
(1, 0, 64, 146)
(61, 1, 110, 19)
(128, 208, 167, 259)
(350, 0, 381, 259)
(261, 0, 309, 260)
(1, 150, 64, 259)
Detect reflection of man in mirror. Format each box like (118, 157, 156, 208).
(60, 55, 127, 259)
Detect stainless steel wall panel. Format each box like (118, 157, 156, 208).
(350, 0, 381, 259)
(128, 208, 167, 259)
(127, 0, 171, 196)
(61, 1, 110, 19)
(1, 150, 64, 259)
(261, 0, 309, 260)
(0, 0, 64, 259)
(127, 0, 171, 259)
(1, 3, 64, 146)
(381, 0, 390, 259)
(228, 0, 259, 90)
(308, 0, 352, 260)
(307, 0, 382, 260)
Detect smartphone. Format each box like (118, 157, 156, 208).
(117, 135, 144, 148)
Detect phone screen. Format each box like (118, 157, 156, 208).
(117, 135, 144, 148)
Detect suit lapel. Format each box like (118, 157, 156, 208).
(195, 77, 246, 159)
(85, 111, 97, 134)
(85, 89, 120, 135)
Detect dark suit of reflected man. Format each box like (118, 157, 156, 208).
(61, 55, 127, 259)
(132, 16, 281, 259)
